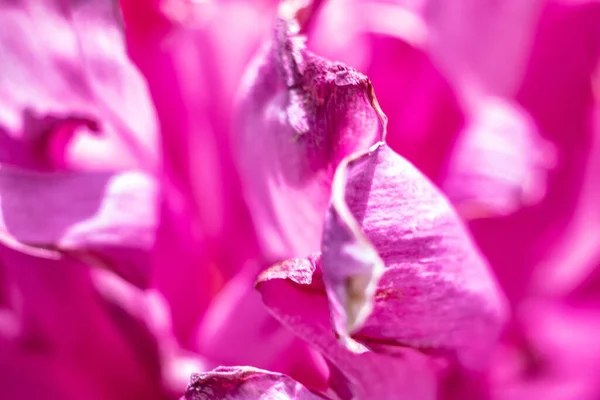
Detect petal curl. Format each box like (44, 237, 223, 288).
(322, 144, 507, 367)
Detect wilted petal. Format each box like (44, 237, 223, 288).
(235, 7, 384, 260)
(0, 166, 156, 286)
(257, 258, 439, 400)
(0, 0, 157, 171)
(182, 366, 326, 400)
(322, 144, 507, 367)
(442, 98, 556, 219)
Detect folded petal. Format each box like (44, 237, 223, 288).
(322, 143, 507, 367)
(0, 0, 157, 172)
(235, 4, 384, 260)
(182, 366, 326, 400)
(257, 258, 439, 400)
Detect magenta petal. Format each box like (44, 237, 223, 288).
(490, 300, 600, 400)
(322, 144, 507, 367)
(194, 265, 329, 391)
(307, 0, 465, 182)
(235, 11, 385, 260)
(119, 0, 268, 342)
(441, 98, 555, 219)
(0, 245, 165, 400)
(257, 258, 439, 399)
(183, 366, 326, 400)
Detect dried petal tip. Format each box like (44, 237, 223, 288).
(182, 366, 324, 400)
(323, 146, 387, 337)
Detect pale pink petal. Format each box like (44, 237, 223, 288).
(422, 0, 546, 97)
(235, 7, 384, 260)
(442, 98, 556, 219)
(0, 0, 157, 172)
(257, 258, 439, 400)
(322, 144, 507, 367)
(182, 366, 326, 400)
(0, 166, 156, 286)
(308, 0, 464, 181)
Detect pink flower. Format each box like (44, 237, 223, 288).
(0, 0, 599, 399)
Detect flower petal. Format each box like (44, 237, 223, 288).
(257, 258, 439, 400)
(119, 0, 268, 342)
(0, 166, 156, 287)
(465, 0, 600, 304)
(322, 144, 507, 367)
(194, 264, 330, 391)
(0, 244, 165, 399)
(441, 98, 556, 219)
(0, 0, 157, 171)
(182, 366, 326, 400)
(235, 7, 384, 260)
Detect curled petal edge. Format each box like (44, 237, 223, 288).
(321, 85, 388, 342)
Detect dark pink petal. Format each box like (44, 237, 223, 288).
(194, 264, 330, 391)
(235, 7, 384, 260)
(0, 244, 166, 400)
(322, 143, 507, 367)
(119, 0, 268, 344)
(466, 1, 600, 304)
(182, 366, 327, 400)
(0, 0, 157, 172)
(489, 300, 600, 400)
(530, 107, 600, 297)
(257, 258, 439, 400)
(307, 0, 464, 182)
